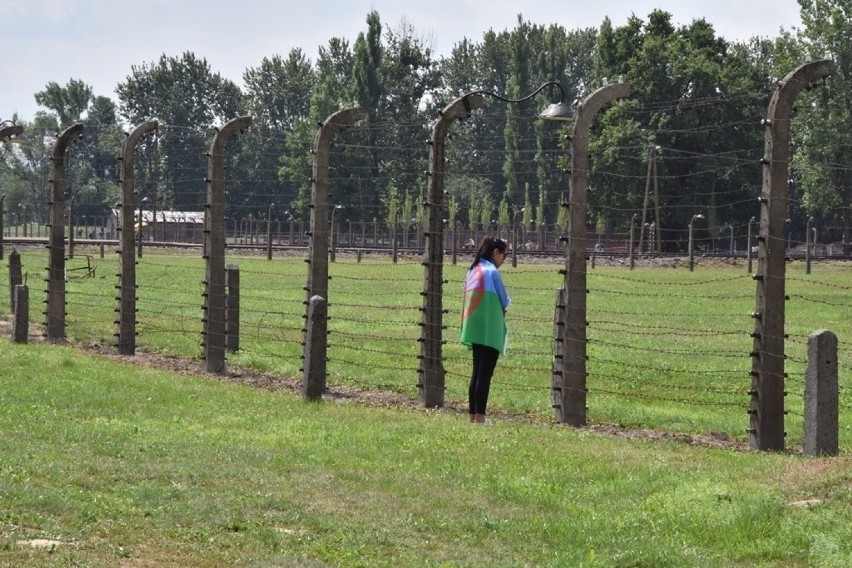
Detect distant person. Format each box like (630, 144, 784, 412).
(460, 237, 510, 424)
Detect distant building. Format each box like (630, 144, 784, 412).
(106, 209, 205, 243)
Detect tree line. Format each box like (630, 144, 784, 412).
(1, 3, 850, 251)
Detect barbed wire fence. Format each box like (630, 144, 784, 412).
(2, 63, 849, 450)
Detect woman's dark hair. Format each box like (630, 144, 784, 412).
(470, 236, 507, 269)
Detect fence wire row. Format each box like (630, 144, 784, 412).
(2, 85, 849, 444)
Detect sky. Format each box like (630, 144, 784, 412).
(0, 0, 804, 124)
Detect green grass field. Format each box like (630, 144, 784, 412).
(1, 339, 852, 566)
(2, 246, 849, 447)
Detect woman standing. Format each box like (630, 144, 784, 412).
(460, 237, 510, 424)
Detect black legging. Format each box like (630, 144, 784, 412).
(469, 344, 500, 415)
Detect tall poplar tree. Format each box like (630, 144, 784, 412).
(279, 38, 354, 217)
(238, 50, 315, 217)
(351, 11, 385, 218)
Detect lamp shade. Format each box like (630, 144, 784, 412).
(0, 123, 24, 141)
(539, 101, 576, 121)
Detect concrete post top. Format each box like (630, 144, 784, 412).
(809, 329, 837, 340)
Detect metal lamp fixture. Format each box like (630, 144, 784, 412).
(463, 81, 576, 121)
(537, 83, 576, 122)
(0, 120, 24, 142)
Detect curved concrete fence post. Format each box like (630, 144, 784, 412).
(116, 120, 158, 356)
(301, 107, 366, 399)
(553, 82, 630, 426)
(749, 59, 834, 451)
(418, 93, 486, 408)
(203, 116, 252, 373)
(0, 123, 24, 260)
(45, 122, 83, 341)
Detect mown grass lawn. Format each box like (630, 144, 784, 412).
(3, 246, 848, 447)
(1, 338, 851, 567)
